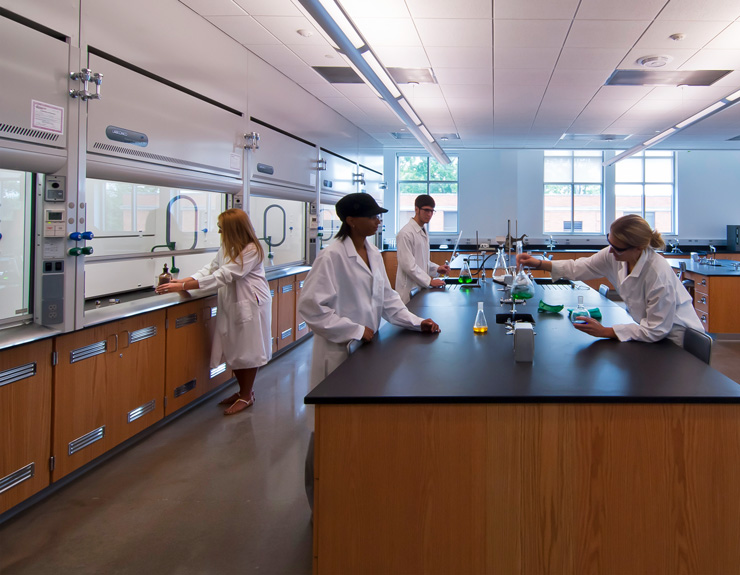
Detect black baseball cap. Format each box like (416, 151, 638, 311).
(335, 193, 388, 222)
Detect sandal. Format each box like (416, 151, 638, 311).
(223, 392, 255, 416)
(218, 392, 240, 405)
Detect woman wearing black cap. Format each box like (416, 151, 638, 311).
(299, 193, 441, 389)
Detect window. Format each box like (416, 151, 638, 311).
(614, 151, 675, 233)
(544, 151, 603, 234)
(397, 155, 458, 233)
(0, 169, 32, 326)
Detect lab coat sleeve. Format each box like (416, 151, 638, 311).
(550, 248, 614, 282)
(381, 274, 424, 330)
(428, 260, 440, 277)
(297, 255, 367, 343)
(612, 279, 676, 342)
(397, 230, 432, 287)
(194, 246, 259, 290)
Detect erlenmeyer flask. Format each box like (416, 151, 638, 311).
(459, 258, 473, 284)
(493, 249, 507, 277)
(571, 296, 591, 324)
(473, 301, 488, 334)
(511, 269, 535, 300)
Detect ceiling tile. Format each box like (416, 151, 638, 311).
(549, 68, 611, 88)
(575, 0, 667, 21)
(705, 23, 740, 50)
(494, 20, 571, 49)
(298, 82, 344, 98)
(426, 46, 492, 69)
(565, 20, 651, 49)
(415, 19, 492, 48)
(180, 0, 247, 16)
(494, 0, 579, 20)
(287, 44, 342, 66)
(372, 46, 431, 68)
(440, 84, 493, 99)
(248, 43, 306, 67)
(557, 47, 627, 70)
(252, 15, 328, 45)
(494, 47, 559, 69)
(280, 65, 328, 84)
(353, 18, 422, 47)
(399, 83, 444, 98)
(493, 68, 552, 87)
(206, 15, 279, 45)
(680, 49, 740, 70)
(334, 84, 382, 98)
(434, 67, 493, 84)
(340, 0, 411, 18)
(406, 0, 492, 19)
(637, 20, 730, 50)
(658, 0, 740, 22)
(233, 0, 302, 16)
(591, 85, 654, 100)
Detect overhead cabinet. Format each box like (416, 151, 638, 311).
(319, 150, 357, 203)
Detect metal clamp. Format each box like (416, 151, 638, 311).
(353, 172, 366, 186)
(315, 158, 327, 171)
(69, 68, 103, 101)
(244, 131, 260, 150)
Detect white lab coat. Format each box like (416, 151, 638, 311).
(551, 247, 704, 345)
(191, 244, 272, 369)
(298, 236, 424, 388)
(395, 219, 440, 304)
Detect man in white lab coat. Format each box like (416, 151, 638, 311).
(395, 194, 450, 304)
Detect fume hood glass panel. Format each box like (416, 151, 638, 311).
(0, 170, 32, 327)
(86, 179, 226, 256)
(319, 204, 341, 250)
(249, 196, 305, 268)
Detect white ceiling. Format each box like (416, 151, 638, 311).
(180, 0, 740, 151)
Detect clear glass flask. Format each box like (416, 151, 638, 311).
(511, 269, 535, 300)
(571, 296, 591, 324)
(459, 258, 473, 284)
(473, 301, 488, 333)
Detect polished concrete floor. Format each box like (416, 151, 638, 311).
(2, 336, 740, 575)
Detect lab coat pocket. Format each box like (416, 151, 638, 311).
(233, 300, 255, 324)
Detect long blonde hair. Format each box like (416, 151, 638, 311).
(610, 214, 665, 251)
(218, 208, 264, 265)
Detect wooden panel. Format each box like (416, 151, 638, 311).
(294, 272, 310, 341)
(0, 340, 52, 514)
(269, 280, 278, 354)
(164, 300, 209, 416)
(108, 311, 166, 445)
(277, 276, 296, 350)
(694, 291, 709, 313)
(315, 404, 487, 574)
(707, 276, 740, 333)
(430, 251, 451, 266)
(53, 323, 117, 480)
(381, 251, 398, 289)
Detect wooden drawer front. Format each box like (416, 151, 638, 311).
(695, 275, 709, 290)
(695, 309, 710, 330)
(694, 291, 709, 313)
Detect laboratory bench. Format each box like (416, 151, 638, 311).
(306, 281, 740, 574)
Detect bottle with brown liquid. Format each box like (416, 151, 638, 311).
(158, 263, 173, 286)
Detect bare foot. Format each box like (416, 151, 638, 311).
(218, 392, 240, 405)
(223, 392, 255, 415)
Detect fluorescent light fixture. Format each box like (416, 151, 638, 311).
(604, 87, 740, 167)
(293, 0, 450, 165)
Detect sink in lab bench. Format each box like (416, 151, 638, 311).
(495, 312, 535, 324)
(534, 278, 573, 286)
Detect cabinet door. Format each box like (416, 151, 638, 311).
(53, 324, 118, 480)
(382, 252, 398, 287)
(165, 300, 209, 416)
(202, 295, 233, 392)
(277, 276, 296, 349)
(108, 311, 166, 446)
(269, 280, 279, 354)
(295, 272, 310, 341)
(0, 340, 52, 514)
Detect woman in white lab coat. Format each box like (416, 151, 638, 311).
(156, 208, 272, 415)
(516, 214, 704, 345)
(299, 193, 440, 389)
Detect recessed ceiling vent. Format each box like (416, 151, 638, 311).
(636, 55, 672, 68)
(313, 67, 436, 84)
(561, 134, 630, 141)
(391, 132, 458, 141)
(605, 69, 732, 87)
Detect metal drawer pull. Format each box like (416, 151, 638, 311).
(69, 425, 105, 455)
(210, 363, 227, 379)
(282, 285, 293, 293)
(701, 279, 707, 286)
(0, 362, 36, 388)
(701, 315, 707, 323)
(174, 379, 196, 398)
(298, 322, 307, 331)
(0, 463, 35, 495)
(127, 399, 156, 423)
(70, 341, 107, 363)
(699, 297, 707, 305)
(281, 328, 292, 339)
(175, 313, 198, 328)
(129, 326, 157, 344)
(299, 280, 305, 288)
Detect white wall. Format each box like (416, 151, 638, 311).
(385, 148, 740, 246)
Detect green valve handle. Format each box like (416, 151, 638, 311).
(81, 246, 94, 255)
(68, 247, 82, 256)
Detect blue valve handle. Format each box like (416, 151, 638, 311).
(69, 231, 95, 241)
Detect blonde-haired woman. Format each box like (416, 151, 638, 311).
(156, 208, 272, 415)
(517, 214, 704, 345)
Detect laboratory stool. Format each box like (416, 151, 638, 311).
(683, 328, 712, 365)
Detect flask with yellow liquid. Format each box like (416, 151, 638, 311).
(473, 301, 488, 334)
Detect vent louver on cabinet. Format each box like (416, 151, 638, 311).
(129, 325, 157, 344)
(210, 363, 226, 379)
(174, 379, 196, 398)
(68, 426, 106, 455)
(70, 341, 107, 363)
(0, 123, 60, 142)
(0, 362, 36, 388)
(91, 142, 239, 175)
(211, 306, 218, 318)
(175, 314, 198, 328)
(127, 399, 156, 423)
(0, 463, 35, 495)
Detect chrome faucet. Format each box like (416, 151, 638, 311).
(545, 235, 557, 250)
(709, 244, 716, 260)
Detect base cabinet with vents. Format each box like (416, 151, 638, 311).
(0, 340, 53, 515)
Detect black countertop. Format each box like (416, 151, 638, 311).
(305, 281, 740, 405)
(668, 258, 740, 277)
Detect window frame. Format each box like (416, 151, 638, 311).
(396, 153, 459, 235)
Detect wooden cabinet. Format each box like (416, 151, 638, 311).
(269, 280, 278, 354)
(202, 296, 233, 394)
(381, 251, 398, 288)
(683, 272, 740, 333)
(0, 340, 52, 514)
(277, 276, 296, 350)
(53, 311, 165, 480)
(295, 272, 310, 342)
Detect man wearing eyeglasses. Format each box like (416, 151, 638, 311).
(395, 194, 451, 304)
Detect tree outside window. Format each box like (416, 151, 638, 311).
(397, 155, 458, 233)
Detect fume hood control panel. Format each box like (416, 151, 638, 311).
(44, 208, 66, 237)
